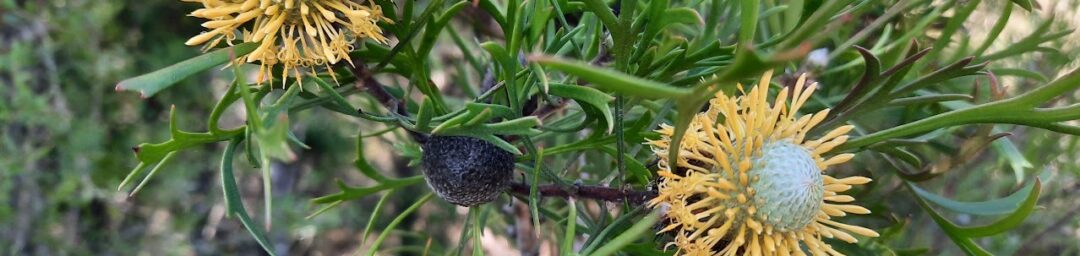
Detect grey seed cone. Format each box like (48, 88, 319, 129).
(421, 135, 514, 206)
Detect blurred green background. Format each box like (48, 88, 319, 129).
(3, 0, 1080, 255)
(1, 1, 389, 254)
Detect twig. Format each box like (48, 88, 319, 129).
(508, 182, 656, 205)
(347, 62, 429, 142)
(348, 62, 404, 115)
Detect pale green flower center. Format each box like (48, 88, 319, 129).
(749, 140, 824, 231)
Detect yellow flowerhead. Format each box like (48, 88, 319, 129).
(648, 71, 879, 255)
(183, 0, 390, 85)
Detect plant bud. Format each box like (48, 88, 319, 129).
(421, 135, 514, 206)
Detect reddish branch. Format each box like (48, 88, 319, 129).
(508, 182, 656, 205)
(348, 62, 430, 142)
(348, 62, 405, 116)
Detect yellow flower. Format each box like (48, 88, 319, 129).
(182, 0, 390, 85)
(648, 71, 879, 255)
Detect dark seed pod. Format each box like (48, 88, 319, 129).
(421, 135, 515, 206)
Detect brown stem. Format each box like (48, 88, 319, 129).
(348, 62, 404, 115)
(347, 62, 428, 142)
(508, 182, 656, 205)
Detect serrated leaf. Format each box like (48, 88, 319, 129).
(116, 42, 258, 97)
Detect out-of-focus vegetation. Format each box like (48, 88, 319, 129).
(1, 1, 373, 254)
(3, 0, 1080, 255)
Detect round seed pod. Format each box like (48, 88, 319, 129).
(421, 135, 515, 206)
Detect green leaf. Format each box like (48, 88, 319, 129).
(549, 83, 615, 133)
(256, 113, 297, 162)
(358, 191, 394, 246)
(311, 76, 357, 110)
(116, 42, 257, 97)
(442, 116, 542, 136)
(365, 193, 434, 256)
(738, 0, 759, 44)
(532, 56, 691, 98)
(956, 179, 1042, 237)
(708, 46, 791, 85)
(529, 148, 544, 240)
(220, 138, 277, 256)
(418, 1, 469, 57)
(589, 211, 660, 256)
(127, 151, 177, 197)
(580, 207, 646, 254)
(906, 178, 1042, 255)
(415, 97, 435, 131)
(839, 68, 1080, 151)
(991, 138, 1034, 184)
(354, 130, 390, 182)
(662, 7, 703, 27)
(875, 147, 922, 169)
(1009, 0, 1034, 11)
(480, 42, 516, 74)
(596, 146, 654, 185)
(561, 199, 578, 256)
(981, 18, 1071, 62)
(909, 179, 1038, 216)
(310, 176, 426, 204)
(529, 5, 554, 46)
(432, 103, 516, 133)
(580, 0, 618, 38)
(990, 68, 1048, 82)
(888, 94, 973, 106)
(775, 0, 853, 50)
(622, 153, 653, 185)
(124, 105, 246, 188)
(433, 116, 541, 154)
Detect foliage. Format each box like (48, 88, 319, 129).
(5, 0, 1080, 255)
